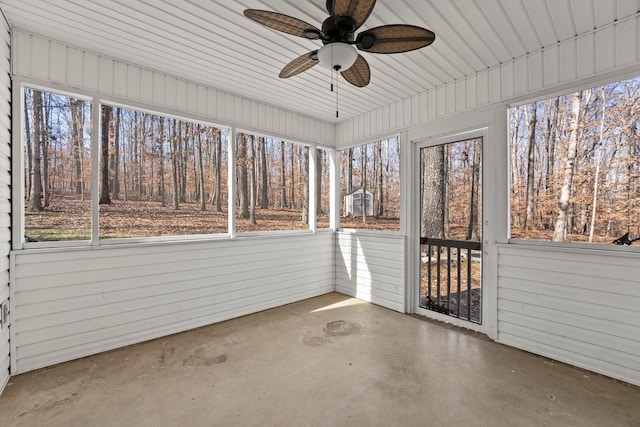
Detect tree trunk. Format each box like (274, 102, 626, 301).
(248, 136, 257, 224)
(171, 119, 180, 210)
(316, 149, 323, 215)
(260, 137, 268, 209)
(215, 130, 223, 212)
(42, 93, 51, 207)
(112, 107, 121, 199)
(376, 141, 384, 217)
(70, 98, 84, 197)
(545, 97, 559, 229)
(510, 109, 521, 228)
(24, 91, 33, 202)
(553, 92, 583, 241)
(466, 140, 481, 241)
(361, 144, 367, 222)
(197, 125, 206, 211)
(238, 134, 249, 219)
(138, 114, 145, 197)
(159, 118, 166, 207)
(525, 102, 537, 230)
(443, 144, 450, 237)
(280, 141, 287, 209)
(30, 90, 44, 211)
(302, 146, 309, 225)
(421, 145, 445, 238)
(290, 144, 295, 208)
(99, 105, 112, 205)
(347, 148, 353, 192)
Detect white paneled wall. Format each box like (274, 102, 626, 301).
(497, 244, 640, 387)
(337, 14, 640, 146)
(0, 16, 10, 393)
(11, 29, 335, 147)
(11, 233, 334, 373)
(335, 232, 405, 312)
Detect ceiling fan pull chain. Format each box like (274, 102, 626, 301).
(336, 73, 339, 118)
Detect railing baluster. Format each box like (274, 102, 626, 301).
(427, 244, 432, 306)
(467, 248, 472, 321)
(446, 246, 451, 314)
(457, 247, 461, 318)
(436, 245, 441, 306)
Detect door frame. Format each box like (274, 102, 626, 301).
(409, 128, 489, 333)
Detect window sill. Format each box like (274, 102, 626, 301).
(503, 238, 640, 258)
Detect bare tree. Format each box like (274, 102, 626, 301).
(302, 146, 309, 224)
(99, 105, 112, 205)
(249, 136, 257, 225)
(24, 91, 33, 202)
(158, 118, 166, 207)
(170, 119, 180, 210)
(196, 125, 206, 211)
(316, 149, 323, 215)
(70, 98, 85, 198)
(112, 107, 121, 199)
(421, 145, 445, 238)
(525, 102, 537, 230)
(260, 137, 268, 209)
(238, 133, 249, 219)
(214, 129, 223, 212)
(30, 90, 44, 211)
(466, 140, 481, 241)
(375, 141, 384, 217)
(348, 147, 353, 192)
(280, 141, 287, 208)
(42, 93, 51, 207)
(553, 92, 583, 241)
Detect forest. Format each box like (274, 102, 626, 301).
(22, 88, 401, 241)
(510, 76, 640, 244)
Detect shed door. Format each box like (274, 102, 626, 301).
(418, 137, 483, 326)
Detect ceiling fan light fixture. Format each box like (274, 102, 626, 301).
(317, 42, 358, 71)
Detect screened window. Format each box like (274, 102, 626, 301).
(509, 76, 640, 245)
(99, 106, 229, 238)
(234, 133, 309, 232)
(23, 88, 92, 241)
(340, 137, 400, 231)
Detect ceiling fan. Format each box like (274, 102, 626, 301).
(244, 0, 435, 88)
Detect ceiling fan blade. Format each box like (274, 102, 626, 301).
(331, 0, 376, 30)
(244, 9, 322, 39)
(358, 25, 435, 54)
(279, 51, 319, 78)
(341, 54, 370, 87)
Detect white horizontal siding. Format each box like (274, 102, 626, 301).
(336, 14, 640, 146)
(11, 29, 336, 147)
(497, 244, 640, 387)
(0, 16, 11, 394)
(11, 233, 334, 374)
(335, 232, 405, 312)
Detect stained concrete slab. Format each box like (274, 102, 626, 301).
(0, 293, 639, 426)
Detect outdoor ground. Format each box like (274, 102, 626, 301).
(24, 196, 400, 241)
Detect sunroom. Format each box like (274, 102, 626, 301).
(0, 0, 638, 424)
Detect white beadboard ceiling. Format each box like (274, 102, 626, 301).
(1, 0, 639, 123)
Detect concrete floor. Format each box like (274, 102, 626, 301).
(0, 293, 639, 427)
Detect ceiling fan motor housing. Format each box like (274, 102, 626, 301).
(322, 16, 355, 43)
